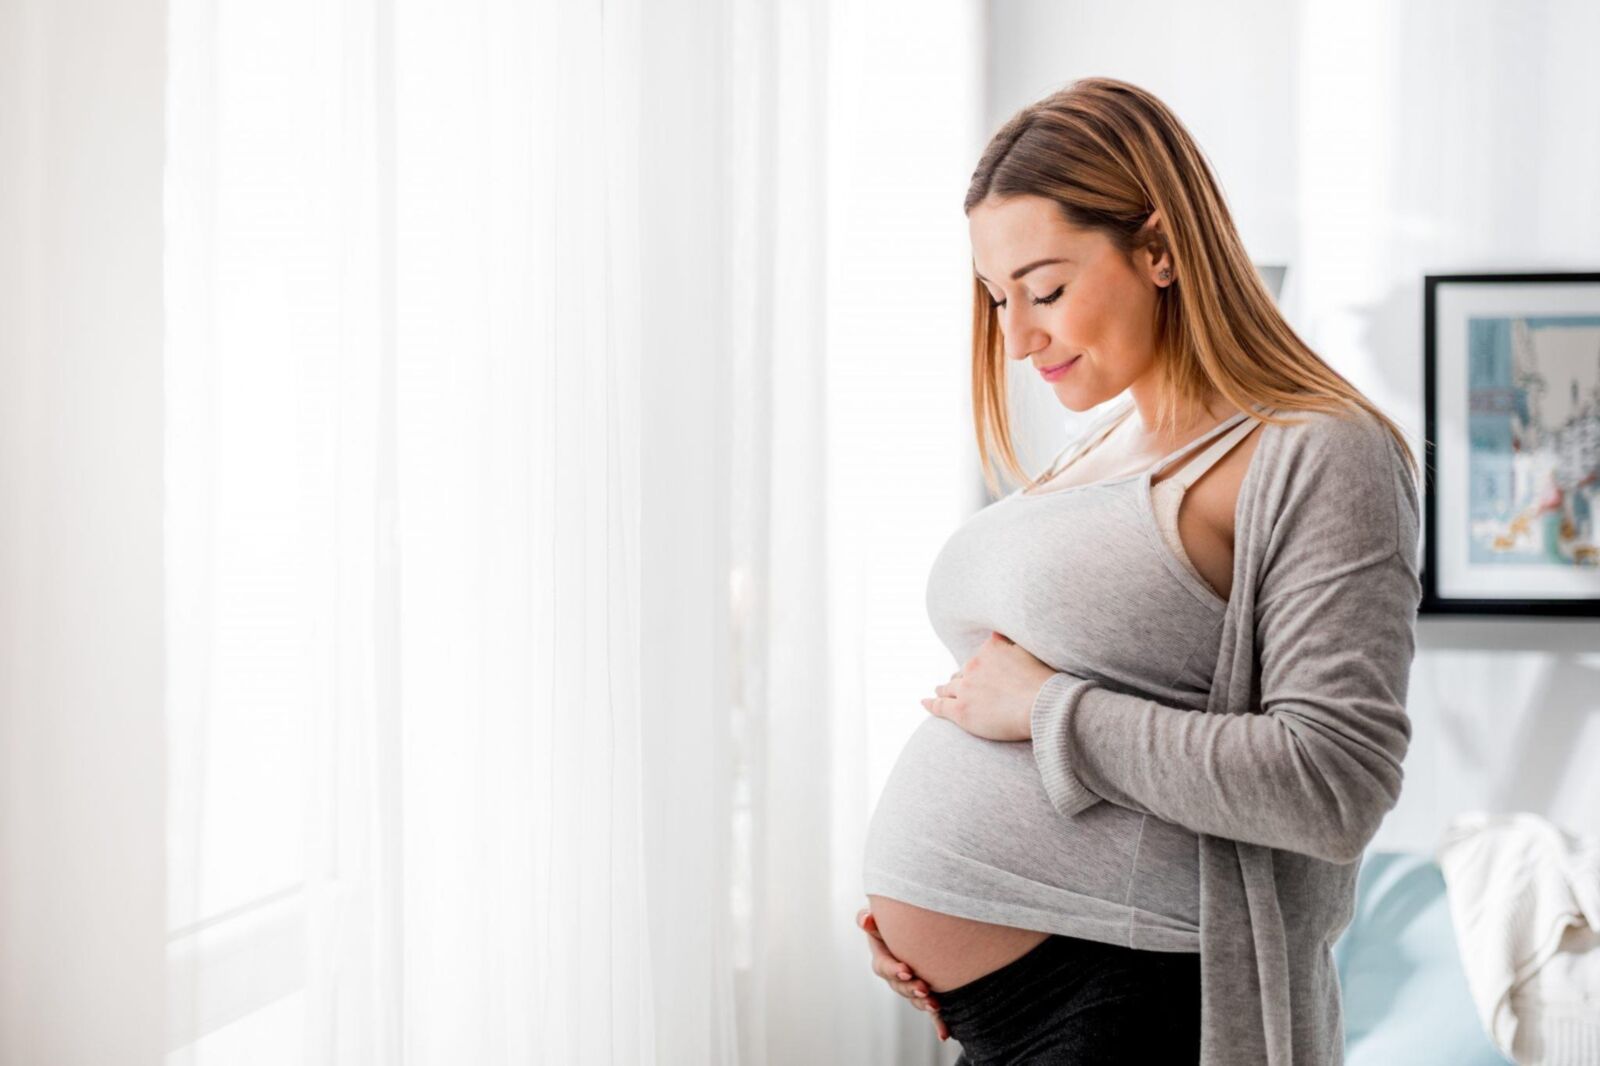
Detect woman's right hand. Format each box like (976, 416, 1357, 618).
(856, 906, 950, 1041)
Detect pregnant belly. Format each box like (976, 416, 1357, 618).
(865, 895, 1052, 993)
(861, 716, 1200, 990)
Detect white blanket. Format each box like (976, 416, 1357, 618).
(1435, 812, 1600, 1064)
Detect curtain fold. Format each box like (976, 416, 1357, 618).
(6, 0, 980, 1059)
(160, 0, 866, 1061)
(163, 0, 659, 1060)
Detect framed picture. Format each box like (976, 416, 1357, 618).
(1422, 272, 1600, 616)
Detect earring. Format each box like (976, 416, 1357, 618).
(1158, 268, 1173, 283)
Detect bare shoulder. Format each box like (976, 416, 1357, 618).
(1178, 400, 1395, 541)
(1183, 417, 1267, 546)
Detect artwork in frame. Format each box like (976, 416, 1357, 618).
(1422, 272, 1600, 616)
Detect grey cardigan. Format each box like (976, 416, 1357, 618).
(1028, 400, 1422, 1066)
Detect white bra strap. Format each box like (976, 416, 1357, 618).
(1167, 412, 1263, 490)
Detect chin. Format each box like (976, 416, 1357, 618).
(1049, 386, 1107, 413)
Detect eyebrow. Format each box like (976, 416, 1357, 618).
(972, 257, 1073, 284)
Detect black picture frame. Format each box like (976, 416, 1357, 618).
(1421, 272, 1600, 617)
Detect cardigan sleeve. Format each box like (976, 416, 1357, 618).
(1030, 410, 1423, 865)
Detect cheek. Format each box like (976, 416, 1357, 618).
(1056, 276, 1146, 348)
(1054, 286, 1111, 340)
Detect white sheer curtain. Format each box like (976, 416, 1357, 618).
(159, 0, 976, 1063)
(161, 0, 669, 1059)
(3, 0, 979, 1059)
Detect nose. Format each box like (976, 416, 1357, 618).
(1000, 309, 1049, 362)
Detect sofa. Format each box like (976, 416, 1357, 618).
(1332, 849, 1515, 1064)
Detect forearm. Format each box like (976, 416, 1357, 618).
(1030, 553, 1416, 865)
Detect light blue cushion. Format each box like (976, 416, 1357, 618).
(1332, 850, 1513, 1065)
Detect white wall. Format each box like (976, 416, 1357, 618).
(984, 0, 1600, 851)
(0, 0, 168, 1062)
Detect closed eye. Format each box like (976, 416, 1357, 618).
(990, 284, 1064, 310)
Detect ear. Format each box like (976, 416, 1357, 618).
(1141, 209, 1173, 286)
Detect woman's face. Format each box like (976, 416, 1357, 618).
(968, 193, 1169, 412)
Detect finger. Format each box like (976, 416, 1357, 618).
(857, 914, 886, 954)
(863, 937, 936, 999)
(869, 954, 936, 1002)
(908, 981, 934, 1002)
(856, 917, 939, 1000)
(934, 1013, 950, 1040)
(865, 933, 912, 983)
(861, 913, 886, 943)
(862, 930, 901, 971)
(857, 902, 896, 947)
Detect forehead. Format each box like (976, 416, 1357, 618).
(968, 195, 1086, 278)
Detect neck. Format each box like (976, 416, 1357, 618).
(1125, 381, 1233, 444)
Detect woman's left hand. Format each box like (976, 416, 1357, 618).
(921, 632, 1058, 742)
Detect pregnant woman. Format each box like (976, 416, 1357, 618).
(856, 78, 1423, 1065)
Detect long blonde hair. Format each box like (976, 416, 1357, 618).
(965, 77, 1421, 497)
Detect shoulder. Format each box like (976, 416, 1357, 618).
(1257, 402, 1416, 505)
(1262, 402, 1403, 468)
(1243, 400, 1422, 592)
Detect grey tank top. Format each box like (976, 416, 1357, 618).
(862, 397, 1270, 952)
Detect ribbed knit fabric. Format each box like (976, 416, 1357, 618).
(866, 396, 1423, 1066)
(1436, 811, 1600, 1064)
(864, 403, 1265, 952)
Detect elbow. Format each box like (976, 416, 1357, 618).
(1317, 826, 1371, 866)
(1315, 799, 1393, 865)
(1281, 719, 1405, 865)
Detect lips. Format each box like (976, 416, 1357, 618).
(1038, 354, 1082, 378)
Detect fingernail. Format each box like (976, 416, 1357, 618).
(898, 971, 911, 980)
(913, 989, 926, 997)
